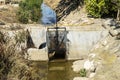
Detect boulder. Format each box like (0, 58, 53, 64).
(84, 60, 95, 71)
(72, 60, 85, 73)
(84, 53, 96, 71)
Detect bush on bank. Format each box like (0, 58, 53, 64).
(17, 0, 43, 24)
(85, 0, 120, 19)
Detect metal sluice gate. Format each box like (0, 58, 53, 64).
(46, 27, 67, 60)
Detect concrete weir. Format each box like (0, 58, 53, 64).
(26, 26, 108, 61)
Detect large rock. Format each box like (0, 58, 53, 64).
(27, 48, 48, 61)
(72, 60, 85, 73)
(83, 53, 97, 72)
(84, 60, 94, 71)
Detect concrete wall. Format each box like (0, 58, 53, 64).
(26, 26, 108, 60)
(67, 30, 108, 60)
(27, 27, 46, 48)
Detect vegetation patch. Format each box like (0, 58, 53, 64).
(17, 0, 43, 24)
(85, 0, 120, 19)
(79, 68, 87, 77)
(0, 31, 46, 80)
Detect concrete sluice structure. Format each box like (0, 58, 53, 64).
(46, 27, 67, 60)
(26, 25, 108, 61)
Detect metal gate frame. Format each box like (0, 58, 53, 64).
(46, 27, 67, 59)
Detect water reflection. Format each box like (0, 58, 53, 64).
(29, 61, 79, 80)
(41, 3, 56, 25)
(29, 61, 48, 80)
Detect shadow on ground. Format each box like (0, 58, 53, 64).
(55, 0, 84, 21)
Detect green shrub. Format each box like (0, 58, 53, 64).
(17, 0, 43, 24)
(85, 0, 119, 18)
(31, 5, 41, 22)
(17, 9, 29, 24)
(80, 68, 87, 77)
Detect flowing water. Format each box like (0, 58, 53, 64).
(41, 3, 56, 25)
(29, 60, 79, 80)
(40, 3, 79, 80)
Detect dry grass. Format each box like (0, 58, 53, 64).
(0, 5, 19, 23)
(0, 31, 45, 80)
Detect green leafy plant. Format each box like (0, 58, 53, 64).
(79, 68, 87, 77)
(85, 0, 119, 18)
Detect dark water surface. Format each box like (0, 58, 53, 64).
(30, 60, 79, 80)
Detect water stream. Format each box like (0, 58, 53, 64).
(29, 61, 79, 80)
(41, 3, 56, 25)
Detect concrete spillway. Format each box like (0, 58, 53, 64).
(26, 26, 108, 61)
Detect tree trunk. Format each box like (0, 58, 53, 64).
(117, 9, 120, 21)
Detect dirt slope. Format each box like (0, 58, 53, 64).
(0, 5, 18, 23)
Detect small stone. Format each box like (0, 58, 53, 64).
(104, 19, 114, 26)
(73, 77, 89, 80)
(88, 53, 96, 59)
(101, 40, 107, 46)
(117, 33, 120, 39)
(0, 21, 5, 25)
(109, 30, 118, 36)
(110, 26, 116, 29)
(89, 73, 96, 78)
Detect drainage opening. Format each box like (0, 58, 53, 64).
(46, 27, 67, 61)
(54, 48, 66, 59)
